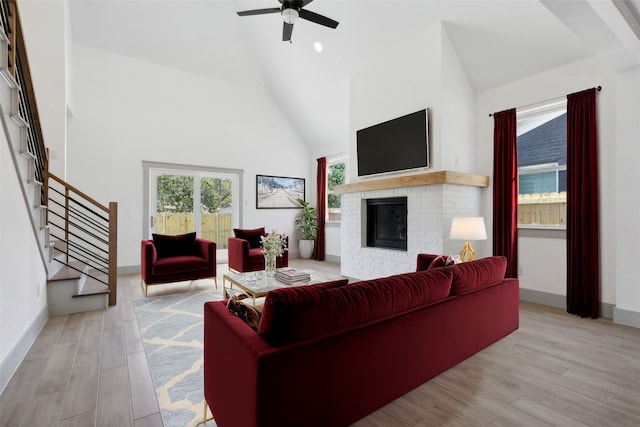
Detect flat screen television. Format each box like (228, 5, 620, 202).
(356, 109, 429, 177)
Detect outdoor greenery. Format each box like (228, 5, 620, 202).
(156, 175, 232, 213)
(295, 198, 318, 240)
(327, 162, 345, 209)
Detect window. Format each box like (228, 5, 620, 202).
(327, 158, 347, 222)
(517, 101, 567, 227)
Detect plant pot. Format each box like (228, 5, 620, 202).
(299, 239, 315, 259)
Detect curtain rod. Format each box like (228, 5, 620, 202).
(488, 86, 602, 117)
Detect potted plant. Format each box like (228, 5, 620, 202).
(295, 198, 317, 259)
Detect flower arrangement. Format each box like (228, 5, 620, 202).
(260, 231, 288, 258)
(261, 231, 288, 276)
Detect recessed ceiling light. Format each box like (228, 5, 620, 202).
(314, 42, 323, 53)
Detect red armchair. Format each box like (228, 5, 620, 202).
(228, 227, 288, 273)
(141, 232, 217, 297)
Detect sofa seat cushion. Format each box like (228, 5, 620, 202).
(258, 269, 452, 347)
(450, 256, 507, 295)
(248, 248, 266, 264)
(152, 255, 209, 275)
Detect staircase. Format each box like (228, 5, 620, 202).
(0, 0, 118, 315)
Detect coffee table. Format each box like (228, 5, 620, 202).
(223, 269, 337, 305)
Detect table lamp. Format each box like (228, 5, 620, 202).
(449, 217, 487, 262)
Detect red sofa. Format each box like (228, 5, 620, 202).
(203, 256, 519, 427)
(228, 227, 288, 272)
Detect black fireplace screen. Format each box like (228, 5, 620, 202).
(366, 197, 407, 250)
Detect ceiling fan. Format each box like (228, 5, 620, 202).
(237, 0, 339, 42)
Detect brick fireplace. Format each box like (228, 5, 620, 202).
(336, 171, 488, 280)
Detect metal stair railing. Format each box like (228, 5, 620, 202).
(48, 173, 118, 306)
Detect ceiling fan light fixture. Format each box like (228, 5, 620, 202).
(282, 8, 299, 24)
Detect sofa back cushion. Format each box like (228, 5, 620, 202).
(258, 269, 452, 347)
(233, 227, 266, 249)
(449, 256, 507, 295)
(152, 232, 197, 258)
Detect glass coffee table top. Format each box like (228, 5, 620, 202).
(222, 269, 339, 304)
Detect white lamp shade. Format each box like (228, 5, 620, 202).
(450, 217, 487, 240)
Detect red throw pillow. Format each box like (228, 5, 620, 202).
(233, 227, 266, 249)
(152, 232, 197, 258)
(429, 255, 447, 269)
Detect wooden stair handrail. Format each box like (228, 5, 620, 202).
(48, 172, 110, 213)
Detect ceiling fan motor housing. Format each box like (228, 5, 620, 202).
(281, 7, 299, 24)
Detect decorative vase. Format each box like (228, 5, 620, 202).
(264, 252, 277, 277)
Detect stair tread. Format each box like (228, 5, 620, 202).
(75, 274, 110, 297)
(49, 261, 87, 281)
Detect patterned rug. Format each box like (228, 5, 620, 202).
(134, 287, 225, 427)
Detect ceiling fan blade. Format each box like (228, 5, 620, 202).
(283, 22, 294, 42)
(299, 9, 339, 29)
(237, 8, 281, 17)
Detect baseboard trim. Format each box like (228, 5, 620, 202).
(325, 254, 340, 263)
(118, 265, 139, 275)
(519, 288, 614, 320)
(613, 307, 640, 328)
(0, 305, 48, 393)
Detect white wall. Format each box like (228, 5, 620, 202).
(349, 24, 443, 181)
(18, 0, 68, 178)
(614, 66, 640, 325)
(68, 44, 311, 268)
(439, 27, 476, 173)
(0, 128, 48, 384)
(475, 56, 620, 310)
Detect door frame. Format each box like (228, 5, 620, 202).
(142, 161, 243, 260)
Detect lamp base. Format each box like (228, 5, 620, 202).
(459, 241, 475, 262)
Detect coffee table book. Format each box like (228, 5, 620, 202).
(275, 268, 311, 283)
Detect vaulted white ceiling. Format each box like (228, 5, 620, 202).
(69, 0, 640, 149)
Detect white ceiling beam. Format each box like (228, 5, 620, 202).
(587, 0, 640, 68)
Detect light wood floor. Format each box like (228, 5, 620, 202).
(2, 259, 640, 427)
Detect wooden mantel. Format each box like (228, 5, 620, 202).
(334, 171, 489, 194)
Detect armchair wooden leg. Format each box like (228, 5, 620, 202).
(203, 399, 214, 423)
(213, 277, 218, 289)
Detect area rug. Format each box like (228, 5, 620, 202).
(134, 288, 225, 427)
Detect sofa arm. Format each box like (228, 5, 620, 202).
(196, 238, 216, 260)
(141, 240, 157, 283)
(204, 301, 271, 427)
(228, 237, 250, 272)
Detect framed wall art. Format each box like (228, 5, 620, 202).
(256, 175, 305, 209)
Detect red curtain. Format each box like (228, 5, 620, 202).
(566, 88, 599, 318)
(315, 157, 327, 261)
(492, 108, 518, 278)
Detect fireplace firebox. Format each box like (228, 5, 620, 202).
(366, 197, 407, 251)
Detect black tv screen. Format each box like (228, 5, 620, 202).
(357, 109, 429, 177)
